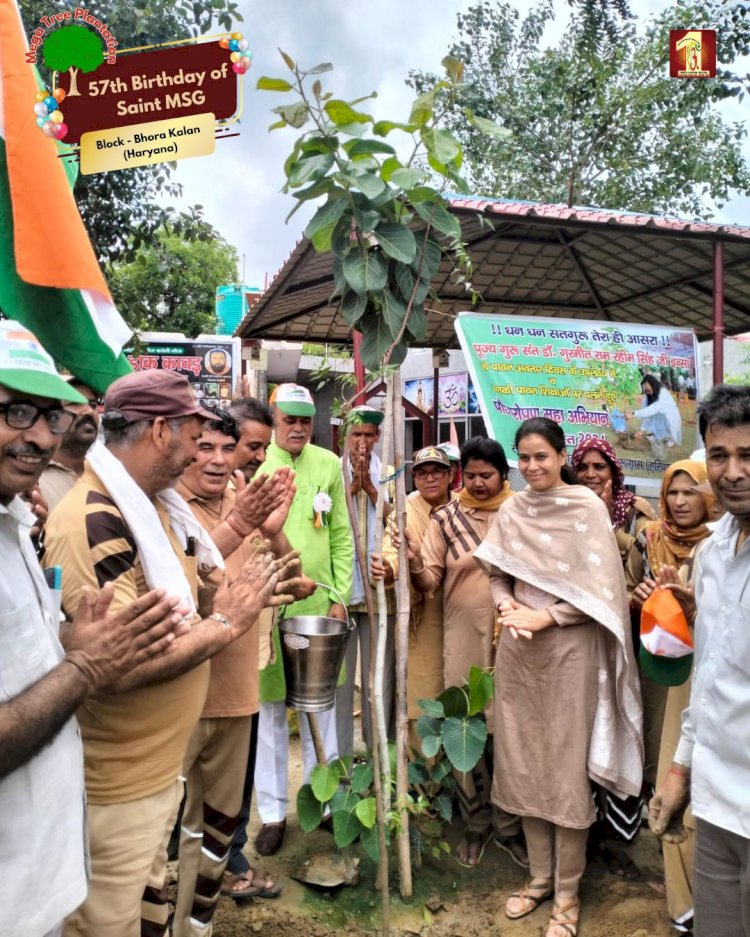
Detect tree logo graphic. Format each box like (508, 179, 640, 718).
(42, 24, 104, 96)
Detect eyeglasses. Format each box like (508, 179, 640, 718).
(413, 467, 449, 480)
(0, 400, 76, 435)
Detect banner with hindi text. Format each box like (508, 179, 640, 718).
(454, 313, 700, 487)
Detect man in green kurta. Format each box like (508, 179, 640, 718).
(253, 383, 353, 855)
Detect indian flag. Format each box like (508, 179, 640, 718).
(0, 2, 132, 394)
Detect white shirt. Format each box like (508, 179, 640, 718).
(675, 511, 750, 838)
(0, 497, 87, 936)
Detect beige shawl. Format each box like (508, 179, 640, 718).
(475, 483, 643, 799)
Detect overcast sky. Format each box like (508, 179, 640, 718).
(167, 0, 749, 290)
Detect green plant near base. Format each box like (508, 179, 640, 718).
(296, 667, 494, 862)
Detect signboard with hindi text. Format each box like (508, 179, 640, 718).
(126, 335, 240, 409)
(454, 313, 700, 487)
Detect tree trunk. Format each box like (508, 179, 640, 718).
(342, 462, 390, 933)
(68, 66, 80, 96)
(392, 368, 413, 898)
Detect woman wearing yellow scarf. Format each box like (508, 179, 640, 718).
(407, 437, 525, 870)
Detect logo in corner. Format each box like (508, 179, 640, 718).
(669, 29, 716, 79)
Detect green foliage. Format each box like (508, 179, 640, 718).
(43, 24, 103, 73)
(20, 0, 242, 266)
(109, 212, 239, 336)
(257, 53, 487, 371)
(409, 0, 750, 217)
(296, 669, 494, 861)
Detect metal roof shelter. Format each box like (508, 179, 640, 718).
(237, 197, 750, 380)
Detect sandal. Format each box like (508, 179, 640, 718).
(221, 869, 283, 901)
(454, 831, 490, 869)
(546, 896, 580, 937)
(505, 878, 553, 920)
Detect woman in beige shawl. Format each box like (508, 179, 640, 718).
(475, 418, 643, 937)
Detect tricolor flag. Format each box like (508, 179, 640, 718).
(0, 2, 132, 394)
(639, 587, 694, 687)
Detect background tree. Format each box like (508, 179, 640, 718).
(109, 213, 239, 336)
(410, 0, 750, 217)
(20, 0, 242, 267)
(42, 24, 103, 95)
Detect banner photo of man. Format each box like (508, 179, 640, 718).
(455, 312, 699, 487)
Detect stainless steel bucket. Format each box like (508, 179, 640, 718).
(278, 583, 353, 713)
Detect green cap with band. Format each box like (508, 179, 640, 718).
(0, 320, 86, 403)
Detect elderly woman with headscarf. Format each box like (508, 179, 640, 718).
(633, 460, 716, 937)
(571, 438, 656, 595)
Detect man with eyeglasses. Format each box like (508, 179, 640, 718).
(0, 321, 187, 937)
(39, 377, 101, 511)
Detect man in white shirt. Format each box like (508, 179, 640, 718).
(650, 384, 750, 937)
(0, 321, 183, 937)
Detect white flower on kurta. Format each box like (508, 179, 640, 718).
(313, 492, 332, 514)
(574, 521, 588, 533)
(540, 533, 552, 544)
(555, 497, 570, 506)
(603, 587, 614, 600)
(587, 552, 602, 566)
(500, 512, 510, 525)
(557, 562, 570, 572)
(511, 540, 523, 551)
(527, 506, 538, 517)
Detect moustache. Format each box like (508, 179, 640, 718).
(73, 414, 98, 431)
(7, 442, 55, 460)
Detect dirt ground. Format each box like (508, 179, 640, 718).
(170, 734, 673, 937)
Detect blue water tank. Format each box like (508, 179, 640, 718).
(215, 284, 261, 335)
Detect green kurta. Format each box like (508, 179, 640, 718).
(259, 442, 354, 702)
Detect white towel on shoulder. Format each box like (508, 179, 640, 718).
(86, 442, 224, 615)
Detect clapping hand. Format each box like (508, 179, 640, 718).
(230, 470, 285, 536)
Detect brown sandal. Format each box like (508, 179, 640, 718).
(546, 896, 580, 937)
(505, 878, 553, 920)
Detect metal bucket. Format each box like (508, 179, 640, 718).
(278, 583, 353, 713)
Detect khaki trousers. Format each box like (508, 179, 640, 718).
(172, 715, 253, 937)
(523, 816, 589, 897)
(64, 781, 181, 937)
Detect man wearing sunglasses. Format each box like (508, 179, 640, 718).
(0, 321, 186, 937)
(39, 377, 101, 512)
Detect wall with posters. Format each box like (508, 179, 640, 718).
(455, 313, 699, 487)
(126, 335, 241, 408)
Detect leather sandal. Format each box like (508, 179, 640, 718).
(546, 896, 580, 937)
(505, 878, 553, 920)
(254, 820, 286, 856)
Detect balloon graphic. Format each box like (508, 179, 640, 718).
(44, 96, 57, 112)
(238, 40, 249, 51)
(219, 37, 229, 49)
(53, 88, 66, 103)
(36, 116, 47, 128)
(231, 31, 242, 40)
(35, 90, 48, 103)
(50, 110, 64, 124)
(232, 63, 246, 74)
(42, 120, 57, 137)
(228, 39, 239, 51)
(34, 102, 48, 117)
(239, 56, 251, 69)
(230, 51, 241, 63)
(54, 123, 68, 140)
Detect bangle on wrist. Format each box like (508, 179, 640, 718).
(409, 561, 426, 575)
(225, 512, 251, 539)
(209, 611, 233, 642)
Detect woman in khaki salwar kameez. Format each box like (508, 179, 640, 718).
(408, 437, 526, 870)
(373, 446, 457, 748)
(475, 418, 643, 937)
